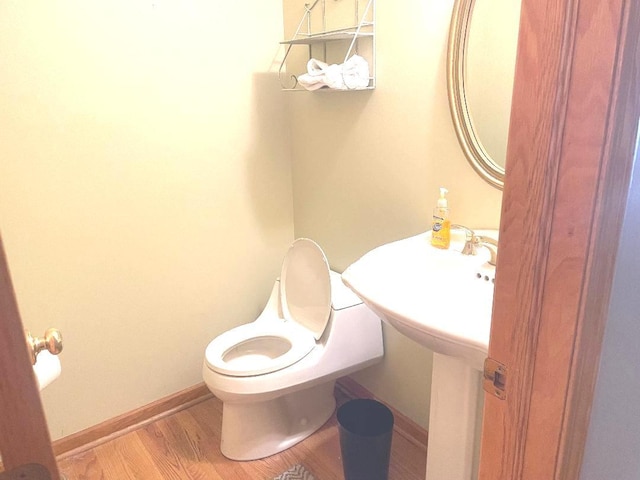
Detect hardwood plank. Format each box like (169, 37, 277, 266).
(107, 433, 165, 480)
(89, 436, 152, 480)
(135, 422, 191, 479)
(59, 383, 426, 480)
(137, 411, 222, 480)
(58, 450, 104, 480)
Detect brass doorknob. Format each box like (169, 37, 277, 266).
(25, 328, 63, 365)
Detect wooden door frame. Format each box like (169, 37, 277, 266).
(0, 236, 60, 479)
(479, 0, 640, 479)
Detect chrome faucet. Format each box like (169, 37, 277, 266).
(451, 224, 499, 266)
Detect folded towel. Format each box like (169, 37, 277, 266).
(306, 58, 329, 76)
(296, 58, 331, 91)
(298, 55, 370, 91)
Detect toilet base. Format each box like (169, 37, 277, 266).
(219, 381, 336, 461)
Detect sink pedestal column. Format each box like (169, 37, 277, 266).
(426, 353, 482, 480)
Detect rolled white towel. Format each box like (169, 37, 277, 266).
(306, 58, 329, 76)
(296, 58, 330, 90)
(297, 55, 370, 91)
(327, 54, 370, 90)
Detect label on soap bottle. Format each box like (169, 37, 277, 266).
(431, 213, 451, 249)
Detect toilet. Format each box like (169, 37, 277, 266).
(202, 238, 383, 461)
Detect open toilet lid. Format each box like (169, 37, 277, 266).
(280, 238, 332, 341)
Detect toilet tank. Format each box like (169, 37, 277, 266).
(325, 271, 384, 369)
(329, 271, 364, 310)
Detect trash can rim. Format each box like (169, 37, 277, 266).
(337, 398, 394, 436)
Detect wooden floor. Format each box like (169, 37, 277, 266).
(57, 392, 426, 480)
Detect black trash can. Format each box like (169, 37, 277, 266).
(337, 398, 394, 480)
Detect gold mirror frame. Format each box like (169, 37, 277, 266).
(447, 0, 506, 190)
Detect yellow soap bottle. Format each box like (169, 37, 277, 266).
(431, 187, 451, 249)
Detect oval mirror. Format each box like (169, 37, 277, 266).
(447, 0, 522, 190)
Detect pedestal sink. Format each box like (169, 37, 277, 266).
(342, 230, 497, 480)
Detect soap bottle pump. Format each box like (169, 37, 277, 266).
(431, 187, 451, 249)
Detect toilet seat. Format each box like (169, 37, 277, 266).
(205, 238, 332, 378)
(205, 321, 315, 377)
(280, 238, 332, 340)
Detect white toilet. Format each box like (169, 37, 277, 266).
(202, 238, 383, 461)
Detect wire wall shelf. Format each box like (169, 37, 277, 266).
(279, 0, 376, 92)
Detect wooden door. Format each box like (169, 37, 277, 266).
(479, 0, 640, 479)
(0, 235, 60, 480)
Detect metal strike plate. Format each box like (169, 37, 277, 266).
(483, 357, 507, 400)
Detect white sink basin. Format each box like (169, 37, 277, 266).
(342, 230, 498, 480)
(342, 230, 497, 371)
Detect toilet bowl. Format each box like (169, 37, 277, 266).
(202, 238, 384, 461)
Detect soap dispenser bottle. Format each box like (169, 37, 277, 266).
(431, 187, 451, 249)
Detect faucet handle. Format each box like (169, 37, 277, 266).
(458, 231, 499, 266)
(461, 237, 477, 256)
(451, 224, 479, 255)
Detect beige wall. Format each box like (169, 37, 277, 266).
(1, 0, 506, 440)
(0, 1, 292, 439)
(285, 0, 503, 427)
